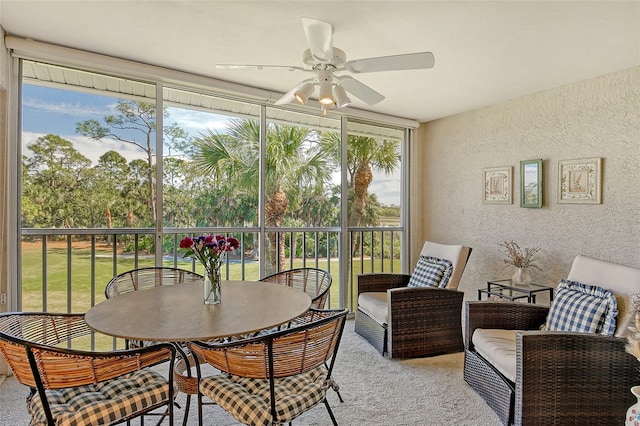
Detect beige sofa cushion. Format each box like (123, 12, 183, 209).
(472, 328, 517, 382)
(357, 292, 388, 325)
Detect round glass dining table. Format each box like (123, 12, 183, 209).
(85, 280, 312, 342)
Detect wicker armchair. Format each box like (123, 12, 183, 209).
(105, 266, 203, 299)
(355, 241, 472, 358)
(188, 308, 348, 426)
(0, 312, 175, 426)
(259, 267, 332, 309)
(464, 255, 640, 425)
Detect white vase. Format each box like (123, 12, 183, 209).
(204, 269, 222, 305)
(512, 267, 532, 285)
(626, 386, 640, 425)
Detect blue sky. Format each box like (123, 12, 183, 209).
(23, 85, 149, 163)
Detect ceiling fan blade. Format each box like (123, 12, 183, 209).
(300, 17, 334, 63)
(338, 76, 385, 105)
(216, 64, 305, 72)
(345, 52, 435, 74)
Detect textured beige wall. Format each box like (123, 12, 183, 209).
(416, 66, 640, 304)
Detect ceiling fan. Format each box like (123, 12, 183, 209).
(216, 17, 435, 114)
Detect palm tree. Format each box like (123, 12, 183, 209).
(321, 133, 400, 253)
(193, 119, 333, 272)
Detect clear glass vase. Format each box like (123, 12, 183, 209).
(512, 267, 532, 286)
(204, 268, 222, 305)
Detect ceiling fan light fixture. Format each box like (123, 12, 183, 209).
(318, 81, 335, 105)
(293, 82, 314, 105)
(333, 84, 351, 108)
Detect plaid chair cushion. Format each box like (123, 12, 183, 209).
(27, 369, 169, 426)
(545, 279, 618, 336)
(199, 365, 329, 426)
(408, 256, 453, 288)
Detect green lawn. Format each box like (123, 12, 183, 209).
(20, 245, 400, 350)
(21, 245, 400, 313)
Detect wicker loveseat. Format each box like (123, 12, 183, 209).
(464, 255, 640, 425)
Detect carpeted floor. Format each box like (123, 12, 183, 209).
(0, 320, 501, 425)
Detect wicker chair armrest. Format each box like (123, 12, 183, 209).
(465, 301, 549, 348)
(357, 273, 411, 295)
(31, 342, 175, 389)
(515, 331, 640, 424)
(388, 286, 462, 304)
(388, 287, 464, 324)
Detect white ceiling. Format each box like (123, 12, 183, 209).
(1, 1, 639, 122)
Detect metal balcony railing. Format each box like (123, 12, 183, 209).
(20, 226, 403, 348)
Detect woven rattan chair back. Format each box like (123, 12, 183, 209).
(105, 266, 203, 299)
(189, 308, 348, 425)
(0, 313, 92, 388)
(259, 267, 332, 309)
(0, 312, 175, 426)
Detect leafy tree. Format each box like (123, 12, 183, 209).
(76, 100, 186, 223)
(291, 186, 340, 227)
(95, 150, 130, 227)
(122, 159, 153, 227)
(163, 156, 198, 227)
(22, 134, 93, 228)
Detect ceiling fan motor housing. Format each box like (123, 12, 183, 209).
(303, 47, 346, 69)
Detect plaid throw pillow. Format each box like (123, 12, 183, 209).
(545, 279, 618, 336)
(408, 256, 453, 288)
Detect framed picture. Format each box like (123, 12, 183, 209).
(557, 157, 602, 204)
(520, 159, 542, 208)
(483, 166, 512, 204)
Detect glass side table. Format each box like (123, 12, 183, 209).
(478, 279, 554, 304)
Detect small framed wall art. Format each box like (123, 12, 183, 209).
(483, 166, 512, 204)
(520, 159, 542, 208)
(557, 157, 602, 204)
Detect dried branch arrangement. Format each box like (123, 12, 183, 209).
(498, 240, 541, 271)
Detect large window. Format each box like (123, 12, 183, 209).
(16, 58, 410, 313)
(162, 87, 261, 228)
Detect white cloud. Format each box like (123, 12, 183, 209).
(22, 97, 114, 117)
(369, 177, 401, 206)
(167, 108, 232, 137)
(22, 131, 149, 165)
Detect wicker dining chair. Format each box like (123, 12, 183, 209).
(259, 267, 332, 309)
(105, 266, 203, 424)
(104, 266, 203, 348)
(0, 312, 175, 426)
(105, 266, 203, 299)
(188, 308, 348, 426)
